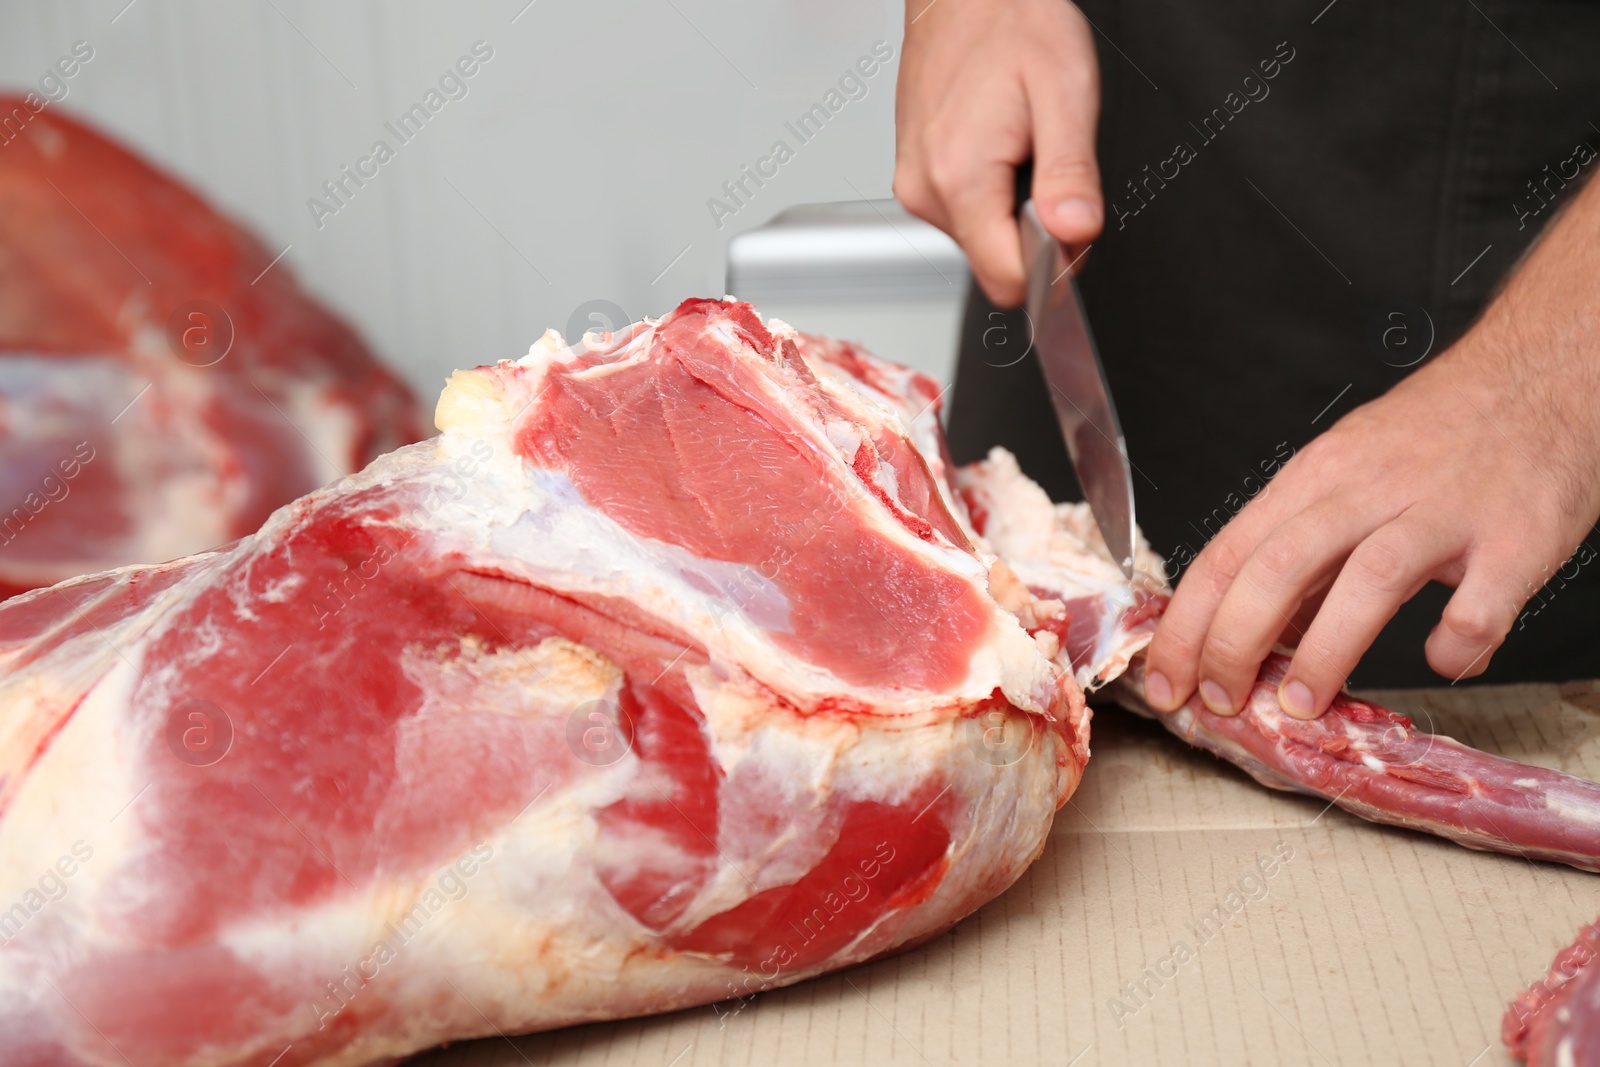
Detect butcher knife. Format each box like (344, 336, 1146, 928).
(1016, 198, 1138, 578)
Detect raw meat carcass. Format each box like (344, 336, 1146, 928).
(0, 94, 425, 599)
(5, 292, 1595, 1065)
(956, 447, 1600, 874)
(0, 299, 1086, 1066)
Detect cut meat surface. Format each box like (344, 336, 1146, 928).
(953, 449, 1166, 691)
(517, 300, 984, 691)
(0, 96, 425, 597)
(0, 300, 1084, 1066)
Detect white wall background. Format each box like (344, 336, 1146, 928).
(2, 0, 915, 400)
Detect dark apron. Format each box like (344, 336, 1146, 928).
(946, 0, 1600, 686)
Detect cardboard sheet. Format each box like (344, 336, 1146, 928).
(415, 681, 1600, 1067)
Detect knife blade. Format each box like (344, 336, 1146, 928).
(1017, 199, 1138, 577)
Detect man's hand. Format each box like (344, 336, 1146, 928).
(1144, 176, 1600, 719)
(894, 0, 1102, 306)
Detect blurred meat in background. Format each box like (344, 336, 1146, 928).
(0, 95, 426, 598)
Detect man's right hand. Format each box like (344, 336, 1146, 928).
(894, 0, 1104, 307)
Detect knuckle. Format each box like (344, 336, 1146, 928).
(1029, 13, 1095, 68)
(1253, 535, 1305, 584)
(1441, 601, 1507, 647)
(924, 148, 968, 197)
(1196, 538, 1248, 597)
(967, 259, 1016, 306)
(983, 275, 1026, 310)
(1034, 152, 1098, 190)
(892, 171, 935, 220)
(1286, 436, 1332, 479)
(1150, 632, 1196, 671)
(1200, 630, 1251, 675)
(1346, 537, 1410, 594)
(1147, 623, 1200, 674)
(1290, 636, 1343, 680)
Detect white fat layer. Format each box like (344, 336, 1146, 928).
(0, 651, 173, 1036)
(1542, 792, 1600, 828)
(0, 557, 216, 828)
(0, 659, 146, 913)
(492, 467, 792, 632)
(209, 676, 1069, 1057)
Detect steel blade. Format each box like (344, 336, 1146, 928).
(1019, 200, 1137, 577)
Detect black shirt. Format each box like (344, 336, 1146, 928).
(945, 0, 1600, 686)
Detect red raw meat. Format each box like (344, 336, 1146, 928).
(0, 299, 1085, 1066)
(0, 95, 425, 598)
(1505, 920, 1600, 1064)
(5, 290, 1590, 1064)
(956, 447, 1600, 873)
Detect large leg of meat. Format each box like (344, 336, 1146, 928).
(955, 447, 1600, 873)
(0, 95, 425, 598)
(0, 299, 1085, 1066)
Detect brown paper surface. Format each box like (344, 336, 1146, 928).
(414, 682, 1600, 1067)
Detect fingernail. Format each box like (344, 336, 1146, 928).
(1280, 679, 1316, 719)
(1198, 679, 1234, 715)
(1144, 669, 1173, 710)
(1052, 198, 1101, 231)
